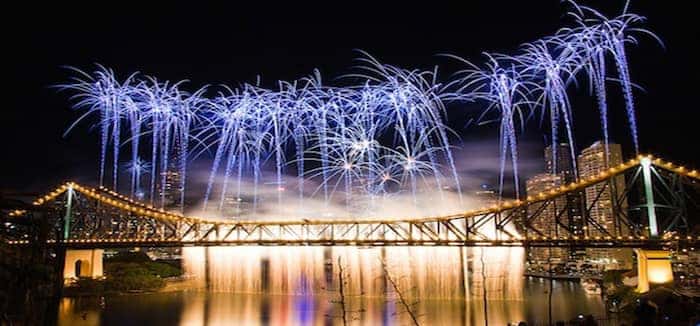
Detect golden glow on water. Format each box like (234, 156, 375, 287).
(181, 246, 525, 299)
(58, 246, 610, 325)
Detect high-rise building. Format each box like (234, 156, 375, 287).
(545, 143, 585, 236)
(577, 141, 632, 270)
(526, 174, 562, 237)
(578, 141, 627, 236)
(525, 173, 567, 267)
(474, 183, 530, 235)
(158, 170, 182, 211)
(219, 193, 250, 218)
(545, 143, 576, 183)
(475, 183, 498, 207)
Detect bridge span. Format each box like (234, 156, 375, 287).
(2, 155, 698, 292)
(2, 155, 698, 248)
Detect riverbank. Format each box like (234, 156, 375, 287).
(63, 251, 183, 297)
(524, 272, 583, 281)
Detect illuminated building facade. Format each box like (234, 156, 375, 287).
(545, 143, 584, 236)
(158, 170, 182, 211)
(578, 141, 632, 270)
(525, 173, 567, 268)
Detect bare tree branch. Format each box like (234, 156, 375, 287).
(379, 258, 420, 326)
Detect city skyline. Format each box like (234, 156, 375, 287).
(2, 2, 698, 323)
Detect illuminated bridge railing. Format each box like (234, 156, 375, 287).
(4, 235, 700, 248)
(2, 155, 699, 248)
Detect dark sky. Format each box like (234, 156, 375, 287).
(3, 1, 698, 193)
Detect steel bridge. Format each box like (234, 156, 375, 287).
(2, 155, 699, 248)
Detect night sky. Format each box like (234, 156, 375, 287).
(3, 1, 698, 193)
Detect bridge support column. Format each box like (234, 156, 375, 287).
(63, 249, 104, 281)
(640, 157, 659, 237)
(634, 249, 672, 293)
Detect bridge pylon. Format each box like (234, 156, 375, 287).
(634, 249, 673, 293)
(63, 249, 104, 282)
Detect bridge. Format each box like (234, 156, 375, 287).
(2, 155, 698, 291)
(2, 155, 698, 248)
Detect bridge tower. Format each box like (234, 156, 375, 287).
(634, 157, 672, 292)
(59, 184, 104, 281)
(63, 249, 104, 281)
(634, 249, 672, 293)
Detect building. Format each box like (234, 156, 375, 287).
(158, 170, 182, 211)
(545, 143, 584, 236)
(577, 141, 627, 236)
(525, 173, 567, 269)
(545, 143, 576, 183)
(219, 193, 251, 218)
(577, 141, 632, 270)
(526, 174, 563, 238)
(475, 183, 498, 207)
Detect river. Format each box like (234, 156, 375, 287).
(58, 246, 620, 325)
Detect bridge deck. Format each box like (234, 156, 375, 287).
(4, 155, 698, 249)
(6, 238, 698, 249)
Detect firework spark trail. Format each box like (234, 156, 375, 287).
(289, 86, 313, 211)
(386, 128, 444, 206)
(125, 158, 150, 199)
(123, 96, 143, 196)
(518, 39, 580, 176)
(351, 54, 462, 202)
(566, 0, 662, 154)
(175, 88, 206, 211)
(568, 26, 612, 160)
(611, 35, 639, 153)
(59, 66, 132, 188)
(59, 1, 658, 218)
(450, 55, 532, 199)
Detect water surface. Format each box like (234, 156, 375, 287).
(59, 246, 618, 325)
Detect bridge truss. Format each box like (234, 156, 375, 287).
(2, 155, 699, 248)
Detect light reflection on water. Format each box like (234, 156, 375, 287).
(183, 246, 525, 299)
(59, 246, 613, 325)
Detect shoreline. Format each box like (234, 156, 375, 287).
(524, 272, 583, 281)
